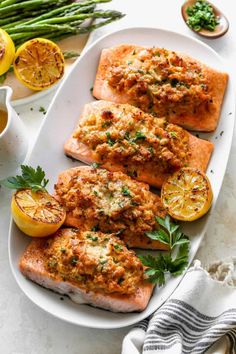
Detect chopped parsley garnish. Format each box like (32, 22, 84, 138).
(117, 277, 124, 285)
(106, 131, 115, 146)
(139, 215, 190, 285)
(70, 257, 78, 266)
(169, 131, 177, 138)
(91, 162, 101, 169)
(148, 146, 154, 155)
(170, 78, 179, 87)
(39, 106, 46, 115)
(102, 121, 111, 128)
(186, 0, 219, 32)
(122, 186, 131, 197)
(86, 233, 98, 242)
(127, 170, 138, 178)
(60, 247, 66, 254)
(91, 225, 99, 232)
(114, 244, 123, 251)
(100, 259, 108, 265)
(133, 131, 146, 142)
(131, 200, 139, 206)
(48, 260, 57, 267)
(124, 131, 130, 140)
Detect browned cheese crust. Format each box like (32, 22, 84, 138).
(64, 101, 214, 188)
(54, 166, 169, 250)
(93, 45, 228, 132)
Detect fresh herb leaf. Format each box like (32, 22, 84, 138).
(153, 215, 188, 250)
(139, 215, 190, 285)
(63, 50, 80, 60)
(166, 243, 190, 276)
(2, 165, 49, 192)
(145, 229, 170, 244)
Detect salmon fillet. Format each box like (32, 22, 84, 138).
(93, 45, 228, 132)
(64, 101, 214, 188)
(19, 228, 154, 312)
(54, 166, 169, 250)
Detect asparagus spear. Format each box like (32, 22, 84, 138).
(20, 0, 111, 26)
(13, 11, 124, 45)
(0, 0, 68, 15)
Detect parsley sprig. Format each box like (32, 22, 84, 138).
(139, 215, 190, 285)
(2, 165, 49, 192)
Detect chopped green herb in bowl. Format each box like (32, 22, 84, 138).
(186, 0, 219, 32)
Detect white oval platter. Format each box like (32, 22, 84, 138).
(9, 27, 235, 329)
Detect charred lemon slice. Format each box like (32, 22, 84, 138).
(13, 38, 65, 91)
(11, 189, 66, 237)
(161, 167, 213, 221)
(0, 28, 15, 75)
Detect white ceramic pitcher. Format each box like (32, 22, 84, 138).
(0, 86, 28, 179)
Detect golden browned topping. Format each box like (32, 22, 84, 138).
(45, 228, 144, 294)
(74, 103, 190, 173)
(54, 168, 166, 244)
(107, 47, 211, 117)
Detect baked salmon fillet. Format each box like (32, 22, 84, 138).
(19, 228, 154, 312)
(54, 166, 168, 250)
(64, 100, 214, 188)
(93, 45, 228, 132)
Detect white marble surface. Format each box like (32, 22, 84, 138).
(1, 0, 236, 353)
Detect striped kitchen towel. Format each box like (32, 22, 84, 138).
(122, 259, 236, 354)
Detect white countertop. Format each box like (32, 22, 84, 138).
(1, 1, 236, 353)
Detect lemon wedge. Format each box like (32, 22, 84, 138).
(13, 38, 64, 91)
(11, 189, 66, 237)
(161, 167, 213, 221)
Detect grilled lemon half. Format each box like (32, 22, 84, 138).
(11, 189, 66, 237)
(13, 38, 65, 91)
(161, 167, 213, 221)
(0, 28, 15, 75)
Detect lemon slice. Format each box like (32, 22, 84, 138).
(13, 38, 65, 91)
(11, 189, 66, 237)
(161, 167, 213, 221)
(0, 28, 15, 75)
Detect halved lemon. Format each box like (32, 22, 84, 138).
(161, 167, 213, 221)
(13, 38, 65, 91)
(11, 189, 66, 237)
(0, 28, 15, 75)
